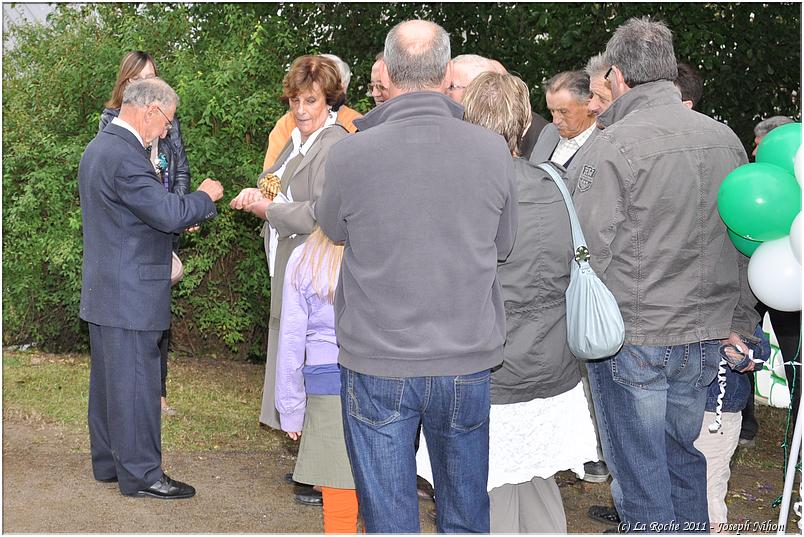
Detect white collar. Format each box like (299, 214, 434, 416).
(111, 116, 145, 147)
(558, 122, 596, 147)
(290, 110, 338, 156)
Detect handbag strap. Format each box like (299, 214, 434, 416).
(536, 162, 590, 265)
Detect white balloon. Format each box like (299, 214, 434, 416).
(795, 146, 804, 186)
(790, 212, 802, 264)
(747, 237, 802, 312)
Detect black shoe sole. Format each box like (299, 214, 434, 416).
(293, 496, 323, 507)
(125, 490, 196, 500)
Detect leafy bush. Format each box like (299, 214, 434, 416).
(3, 3, 800, 359)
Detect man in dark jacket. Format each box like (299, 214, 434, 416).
(316, 19, 517, 533)
(569, 17, 759, 530)
(79, 78, 223, 499)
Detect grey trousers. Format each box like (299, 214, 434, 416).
(581, 362, 605, 461)
(258, 325, 282, 429)
(489, 476, 567, 533)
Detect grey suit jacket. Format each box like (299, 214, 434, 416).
(79, 123, 217, 331)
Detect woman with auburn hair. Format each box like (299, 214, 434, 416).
(98, 50, 192, 417)
(229, 55, 349, 448)
(274, 226, 358, 532)
(438, 72, 598, 533)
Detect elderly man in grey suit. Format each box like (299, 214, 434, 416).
(529, 70, 597, 171)
(79, 78, 223, 499)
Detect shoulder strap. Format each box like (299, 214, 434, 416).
(536, 161, 590, 266)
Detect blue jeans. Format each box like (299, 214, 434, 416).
(586, 342, 720, 533)
(340, 366, 491, 533)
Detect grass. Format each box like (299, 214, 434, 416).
(2, 348, 288, 452)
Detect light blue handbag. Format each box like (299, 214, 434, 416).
(537, 162, 625, 360)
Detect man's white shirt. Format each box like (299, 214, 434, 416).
(550, 122, 596, 166)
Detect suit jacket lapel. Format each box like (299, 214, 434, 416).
(293, 140, 323, 178)
(105, 124, 159, 180)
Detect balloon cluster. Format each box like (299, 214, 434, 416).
(717, 123, 802, 312)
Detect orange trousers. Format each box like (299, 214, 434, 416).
(321, 486, 360, 533)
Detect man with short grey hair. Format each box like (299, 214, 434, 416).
(529, 71, 596, 169)
(752, 116, 794, 157)
(449, 54, 548, 155)
(569, 17, 759, 529)
(585, 53, 614, 118)
(79, 78, 223, 500)
(317, 19, 517, 533)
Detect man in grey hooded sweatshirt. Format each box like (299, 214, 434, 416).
(316, 19, 517, 534)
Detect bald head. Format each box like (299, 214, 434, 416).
(448, 54, 507, 103)
(383, 19, 451, 94)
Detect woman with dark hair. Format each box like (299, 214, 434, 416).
(230, 55, 349, 440)
(98, 50, 192, 417)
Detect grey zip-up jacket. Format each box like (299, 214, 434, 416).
(493, 158, 580, 404)
(570, 81, 759, 346)
(316, 91, 518, 377)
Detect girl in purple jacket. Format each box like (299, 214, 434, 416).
(274, 227, 357, 533)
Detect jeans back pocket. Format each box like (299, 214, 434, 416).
(451, 370, 491, 432)
(346, 369, 405, 427)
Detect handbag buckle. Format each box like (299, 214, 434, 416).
(575, 246, 590, 263)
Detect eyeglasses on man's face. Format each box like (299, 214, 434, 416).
(155, 106, 173, 132)
(366, 82, 387, 96)
(604, 66, 614, 81)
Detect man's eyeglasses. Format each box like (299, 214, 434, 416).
(604, 66, 614, 81)
(366, 82, 387, 96)
(447, 83, 467, 93)
(156, 106, 173, 132)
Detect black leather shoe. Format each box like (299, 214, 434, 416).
(283, 472, 296, 485)
(96, 476, 118, 483)
(588, 505, 621, 526)
(126, 474, 196, 500)
(293, 487, 323, 507)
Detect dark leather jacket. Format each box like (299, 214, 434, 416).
(99, 108, 191, 250)
(98, 108, 191, 197)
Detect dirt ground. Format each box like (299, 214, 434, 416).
(3, 381, 800, 533)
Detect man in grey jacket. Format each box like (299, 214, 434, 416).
(569, 17, 759, 530)
(316, 19, 517, 533)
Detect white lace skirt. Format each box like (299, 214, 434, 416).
(416, 381, 599, 492)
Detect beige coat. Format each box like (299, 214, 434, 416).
(262, 124, 349, 329)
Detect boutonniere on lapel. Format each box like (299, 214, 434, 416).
(154, 152, 168, 175)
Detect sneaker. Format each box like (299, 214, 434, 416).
(582, 461, 610, 483)
(739, 437, 756, 448)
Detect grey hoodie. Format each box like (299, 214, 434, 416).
(316, 91, 518, 377)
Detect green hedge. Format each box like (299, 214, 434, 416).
(3, 3, 800, 359)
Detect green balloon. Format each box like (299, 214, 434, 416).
(717, 162, 801, 241)
(727, 228, 761, 256)
(756, 122, 802, 176)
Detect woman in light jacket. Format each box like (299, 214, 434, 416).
(230, 55, 348, 431)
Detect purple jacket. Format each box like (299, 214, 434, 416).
(274, 244, 340, 432)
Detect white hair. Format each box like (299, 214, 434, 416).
(320, 53, 351, 90)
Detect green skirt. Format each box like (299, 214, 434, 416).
(292, 394, 355, 489)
